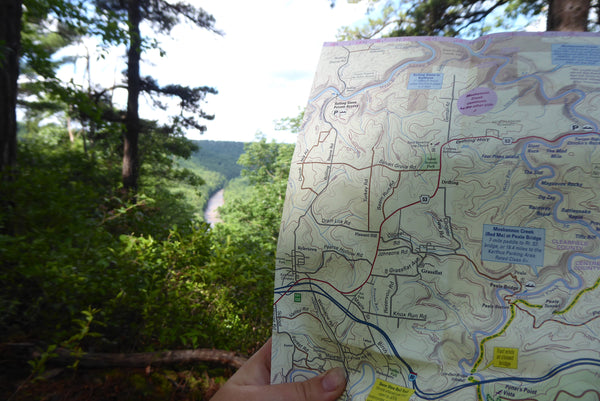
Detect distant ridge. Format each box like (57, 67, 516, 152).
(190, 140, 246, 180)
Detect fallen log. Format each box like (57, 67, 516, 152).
(1, 343, 248, 370)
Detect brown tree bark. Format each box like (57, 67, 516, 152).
(1, 343, 248, 370)
(547, 0, 591, 31)
(123, 0, 142, 191)
(0, 0, 22, 173)
(55, 348, 248, 370)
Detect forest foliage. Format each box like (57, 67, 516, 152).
(333, 0, 599, 39)
(0, 132, 290, 357)
(1, 3, 297, 397)
(0, 129, 294, 399)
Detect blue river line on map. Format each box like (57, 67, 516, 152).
(275, 281, 600, 400)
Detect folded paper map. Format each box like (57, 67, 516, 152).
(272, 32, 600, 401)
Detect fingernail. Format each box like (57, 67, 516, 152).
(321, 367, 347, 392)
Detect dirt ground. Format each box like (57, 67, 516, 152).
(0, 361, 231, 401)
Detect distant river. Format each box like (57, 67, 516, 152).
(204, 189, 224, 225)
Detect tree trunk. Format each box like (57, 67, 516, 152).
(0, 0, 22, 173)
(547, 0, 591, 31)
(123, 0, 142, 191)
(1, 343, 248, 370)
(54, 348, 247, 370)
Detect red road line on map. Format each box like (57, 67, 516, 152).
(299, 129, 334, 196)
(275, 131, 600, 306)
(276, 136, 467, 304)
(273, 196, 420, 306)
(302, 161, 425, 173)
(555, 389, 600, 400)
(368, 147, 375, 230)
(280, 311, 323, 323)
(512, 131, 597, 145)
(381, 171, 402, 219)
(515, 302, 600, 329)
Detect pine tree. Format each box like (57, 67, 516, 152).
(0, 0, 22, 172)
(96, 0, 221, 191)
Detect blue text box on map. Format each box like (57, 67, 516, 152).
(407, 73, 444, 89)
(552, 44, 600, 66)
(482, 225, 545, 269)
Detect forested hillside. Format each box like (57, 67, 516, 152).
(176, 140, 246, 218)
(189, 140, 245, 180)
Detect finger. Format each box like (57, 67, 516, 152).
(229, 338, 273, 386)
(258, 367, 347, 401)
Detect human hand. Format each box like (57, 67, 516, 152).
(210, 338, 347, 401)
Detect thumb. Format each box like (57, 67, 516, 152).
(262, 367, 347, 401)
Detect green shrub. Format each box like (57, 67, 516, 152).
(1, 139, 273, 354)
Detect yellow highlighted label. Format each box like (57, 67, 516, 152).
(492, 347, 518, 369)
(366, 378, 415, 401)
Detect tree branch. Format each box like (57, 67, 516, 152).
(1, 343, 248, 370)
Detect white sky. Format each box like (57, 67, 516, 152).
(146, 0, 369, 143)
(58, 1, 545, 144)
(58, 0, 368, 143)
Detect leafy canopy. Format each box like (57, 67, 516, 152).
(334, 0, 597, 39)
